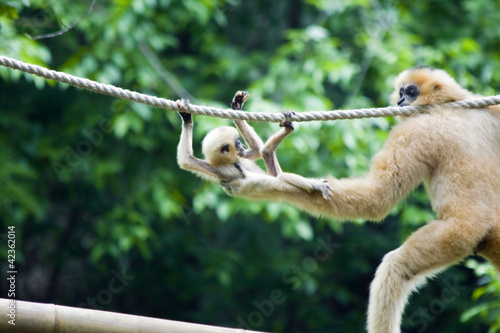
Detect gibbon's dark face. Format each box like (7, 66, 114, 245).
(397, 84, 420, 106)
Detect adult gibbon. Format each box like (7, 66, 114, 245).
(176, 91, 333, 199)
(222, 67, 500, 333)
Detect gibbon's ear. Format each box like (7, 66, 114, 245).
(221, 144, 230, 153)
(433, 84, 441, 92)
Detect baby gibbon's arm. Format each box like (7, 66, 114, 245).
(231, 91, 264, 160)
(177, 112, 222, 180)
(234, 120, 264, 160)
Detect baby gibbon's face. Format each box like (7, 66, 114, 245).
(202, 126, 245, 165)
(219, 136, 246, 158)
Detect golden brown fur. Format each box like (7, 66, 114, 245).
(223, 67, 500, 333)
(390, 66, 473, 105)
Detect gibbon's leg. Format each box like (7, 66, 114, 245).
(176, 101, 221, 179)
(368, 218, 487, 333)
(478, 224, 500, 273)
(258, 112, 333, 199)
(260, 117, 295, 176)
(222, 170, 316, 201)
(222, 161, 334, 201)
(232, 91, 264, 160)
(277, 172, 334, 200)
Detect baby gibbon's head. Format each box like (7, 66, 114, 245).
(390, 66, 472, 107)
(202, 126, 245, 165)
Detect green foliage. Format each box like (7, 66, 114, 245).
(0, 0, 499, 332)
(462, 260, 500, 332)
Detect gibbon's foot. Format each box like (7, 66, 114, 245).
(220, 179, 241, 196)
(220, 170, 255, 196)
(310, 179, 334, 200)
(231, 91, 249, 110)
(176, 99, 192, 122)
(280, 111, 296, 130)
(220, 181, 232, 195)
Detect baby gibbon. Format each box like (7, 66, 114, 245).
(222, 67, 500, 333)
(176, 91, 333, 199)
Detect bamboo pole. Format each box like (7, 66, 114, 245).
(0, 299, 266, 333)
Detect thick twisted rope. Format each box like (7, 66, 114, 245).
(1, 55, 500, 122)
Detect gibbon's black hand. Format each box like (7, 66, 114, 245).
(176, 99, 192, 123)
(231, 91, 249, 110)
(280, 110, 296, 130)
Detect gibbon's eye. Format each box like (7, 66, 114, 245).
(221, 144, 230, 153)
(405, 85, 418, 98)
(399, 87, 404, 98)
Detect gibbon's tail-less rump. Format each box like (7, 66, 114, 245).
(222, 67, 500, 333)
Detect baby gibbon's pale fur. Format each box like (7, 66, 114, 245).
(223, 67, 500, 333)
(177, 91, 333, 198)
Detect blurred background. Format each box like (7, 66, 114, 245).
(1, 0, 500, 332)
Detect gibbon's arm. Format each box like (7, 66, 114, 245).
(223, 122, 431, 220)
(233, 119, 264, 160)
(231, 91, 264, 160)
(177, 112, 222, 181)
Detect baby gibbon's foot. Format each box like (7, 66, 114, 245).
(176, 99, 192, 122)
(280, 111, 296, 130)
(231, 91, 249, 110)
(220, 180, 233, 195)
(220, 178, 242, 196)
(310, 179, 334, 200)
